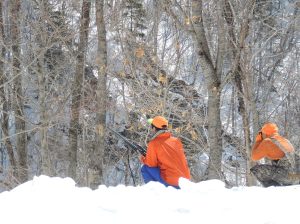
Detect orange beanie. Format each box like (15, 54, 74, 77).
(261, 122, 278, 136)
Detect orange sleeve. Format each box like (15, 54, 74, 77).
(252, 138, 286, 160)
(255, 132, 263, 142)
(251, 142, 264, 161)
(272, 135, 295, 153)
(141, 142, 158, 167)
(251, 138, 275, 161)
(251, 134, 264, 161)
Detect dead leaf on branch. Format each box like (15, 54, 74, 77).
(191, 16, 201, 23)
(96, 124, 104, 136)
(185, 17, 190, 25)
(190, 130, 198, 140)
(127, 125, 134, 131)
(119, 71, 126, 78)
(174, 127, 183, 133)
(135, 47, 145, 58)
(158, 73, 167, 85)
(123, 58, 130, 65)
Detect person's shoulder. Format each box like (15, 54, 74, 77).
(271, 135, 294, 152)
(169, 135, 182, 144)
(169, 135, 179, 140)
(148, 139, 156, 144)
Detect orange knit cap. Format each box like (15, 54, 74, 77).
(147, 116, 168, 129)
(261, 122, 278, 136)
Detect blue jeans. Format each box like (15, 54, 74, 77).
(141, 165, 179, 189)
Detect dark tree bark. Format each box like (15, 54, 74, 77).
(0, 0, 17, 177)
(89, 0, 108, 189)
(69, 0, 91, 180)
(11, 0, 28, 183)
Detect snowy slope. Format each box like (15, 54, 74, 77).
(0, 175, 299, 224)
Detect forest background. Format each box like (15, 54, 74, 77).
(0, 0, 299, 191)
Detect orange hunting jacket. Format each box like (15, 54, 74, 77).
(251, 132, 294, 161)
(141, 132, 191, 186)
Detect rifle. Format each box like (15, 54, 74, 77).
(107, 127, 147, 156)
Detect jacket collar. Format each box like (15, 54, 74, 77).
(150, 130, 170, 141)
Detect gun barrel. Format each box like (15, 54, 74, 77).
(107, 127, 146, 156)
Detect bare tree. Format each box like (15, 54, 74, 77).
(189, 0, 225, 180)
(69, 0, 91, 180)
(0, 0, 17, 181)
(11, 0, 28, 183)
(223, 0, 257, 185)
(89, 0, 108, 189)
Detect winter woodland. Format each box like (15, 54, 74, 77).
(0, 0, 299, 191)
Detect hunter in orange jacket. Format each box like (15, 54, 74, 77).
(250, 122, 296, 187)
(251, 122, 294, 161)
(141, 116, 191, 187)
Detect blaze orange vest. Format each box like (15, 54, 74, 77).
(141, 132, 191, 186)
(251, 123, 294, 162)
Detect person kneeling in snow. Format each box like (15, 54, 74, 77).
(250, 122, 297, 187)
(140, 116, 191, 188)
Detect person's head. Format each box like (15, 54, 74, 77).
(147, 116, 168, 131)
(261, 122, 278, 136)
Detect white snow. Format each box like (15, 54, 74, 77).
(1, 175, 299, 224)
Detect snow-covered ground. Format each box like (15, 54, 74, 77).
(0, 175, 299, 224)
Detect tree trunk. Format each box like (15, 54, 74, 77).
(191, 0, 224, 180)
(11, 0, 28, 183)
(153, 0, 160, 57)
(33, 2, 53, 176)
(90, 0, 108, 189)
(37, 54, 52, 175)
(224, 0, 257, 185)
(69, 0, 91, 180)
(0, 0, 17, 176)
